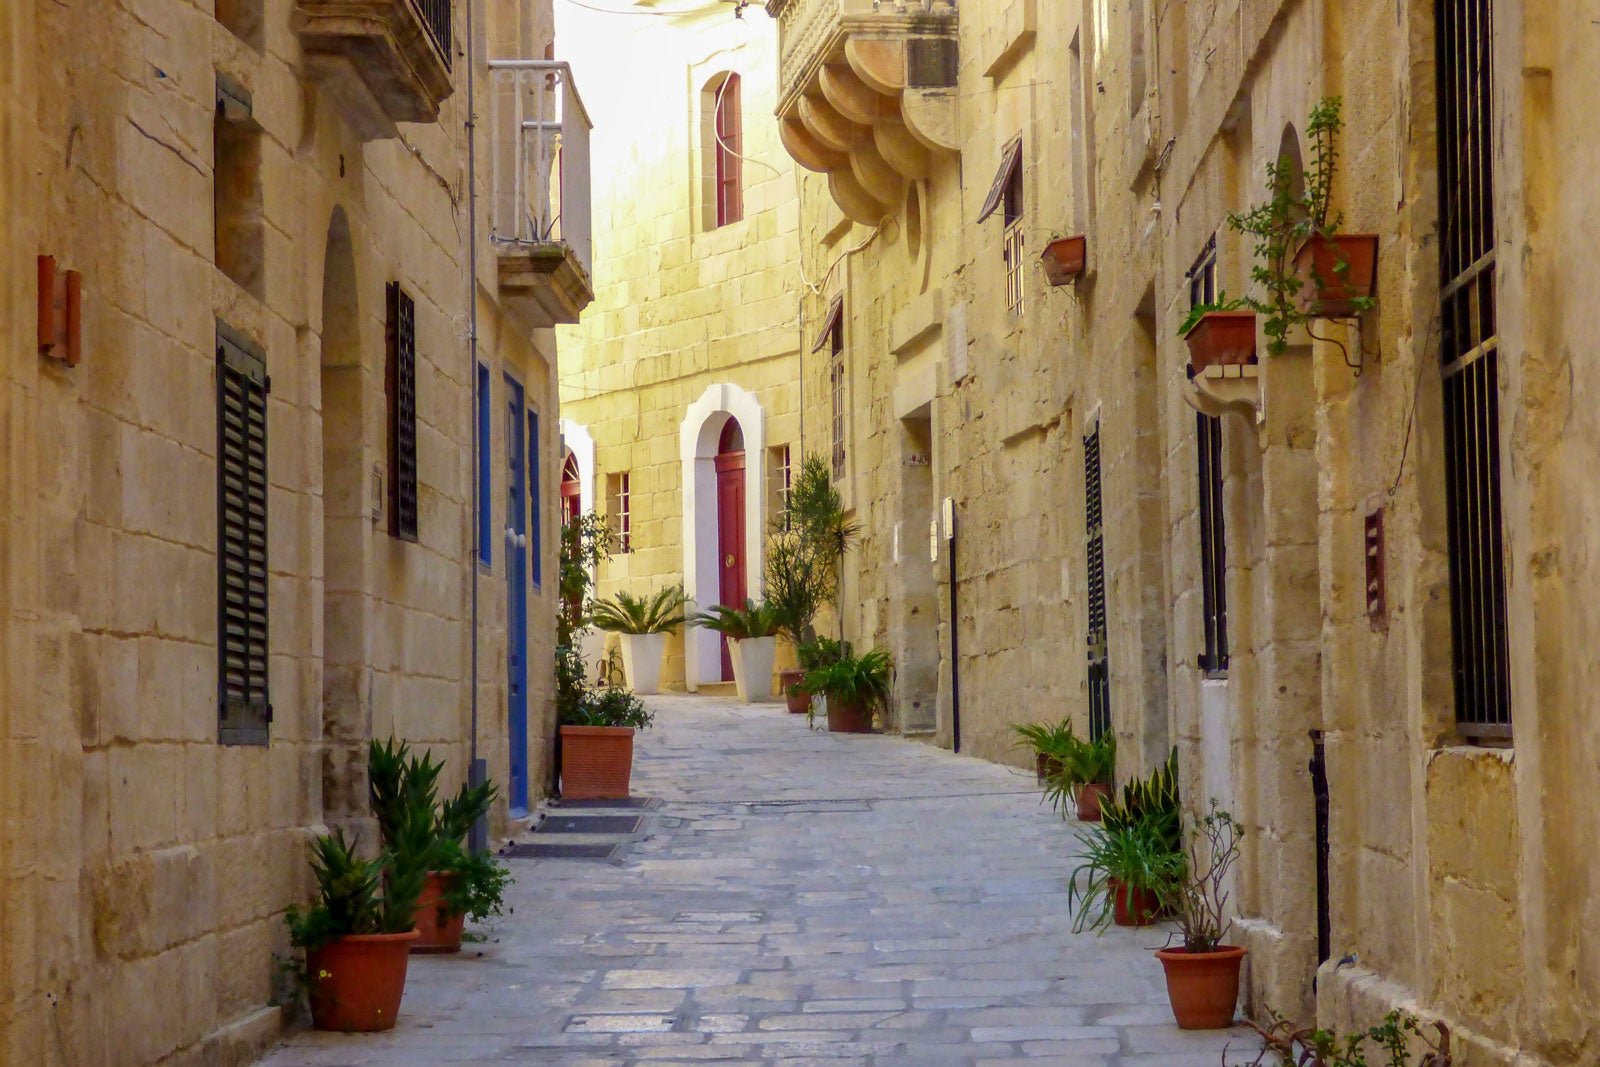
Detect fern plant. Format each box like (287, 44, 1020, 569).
(692, 598, 784, 640)
(590, 585, 689, 635)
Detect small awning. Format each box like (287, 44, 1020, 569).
(976, 136, 1023, 223)
(812, 295, 844, 352)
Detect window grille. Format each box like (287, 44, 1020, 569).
(1435, 0, 1510, 736)
(413, 0, 452, 67)
(777, 444, 792, 527)
(1084, 424, 1110, 741)
(386, 282, 419, 542)
(830, 320, 846, 483)
(714, 73, 743, 227)
(216, 322, 270, 745)
(1188, 238, 1229, 673)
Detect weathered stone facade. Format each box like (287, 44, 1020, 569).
(0, 0, 582, 1060)
(772, 0, 1600, 1061)
(555, 4, 801, 691)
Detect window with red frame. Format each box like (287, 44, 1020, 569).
(714, 73, 743, 227)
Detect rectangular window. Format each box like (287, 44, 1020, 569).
(829, 320, 846, 483)
(714, 73, 744, 227)
(385, 281, 419, 542)
(1189, 238, 1229, 674)
(216, 321, 270, 745)
(607, 472, 632, 553)
(477, 362, 492, 566)
(528, 409, 542, 587)
(214, 75, 264, 297)
(1436, 0, 1509, 736)
(769, 444, 792, 528)
(1003, 157, 1025, 316)
(1084, 423, 1110, 740)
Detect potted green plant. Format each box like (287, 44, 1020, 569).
(1154, 801, 1248, 1030)
(1067, 806, 1186, 931)
(367, 739, 510, 954)
(786, 637, 843, 714)
(1244, 1008, 1452, 1066)
(1179, 295, 1257, 371)
(1011, 718, 1077, 783)
(285, 826, 426, 1032)
(1040, 233, 1087, 285)
(1096, 750, 1182, 921)
(693, 598, 784, 702)
(1051, 731, 1117, 821)
(559, 513, 612, 685)
(590, 584, 688, 695)
(559, 685, 655, 799)
(803, 645, 891, 733)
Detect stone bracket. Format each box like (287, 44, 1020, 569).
(1184, 363, 1263, 430)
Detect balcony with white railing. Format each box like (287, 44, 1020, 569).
(295, 0, 455, 140)
(487, 60, 595, 329)
(764, 0, 958, 224)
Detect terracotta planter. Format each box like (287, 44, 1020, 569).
(1040, 235, 1087, 285)
(618, 632, 665, 694)
(825, 699, 873, 734)
(1075, 782, 1112, 822)
(780, 669, 809, 714)
(1182, 311, 1257, 371)
(730, 636, 777, 702)
(412, 871, 465, 954)
(1035, 753, 1065, 782)
(1155, 944, 1248, 1030)
(559, 724, 636, 799)
(1293, 233, 1378, 317)
(306, 929, 419, 1032)
(1109, 877, 1160, 927)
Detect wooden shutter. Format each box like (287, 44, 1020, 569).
(386, 281, 419, 541)
(715, 74, 743, 227)
(216, 322, 270, 745)
(1084, 424, 1110, 741)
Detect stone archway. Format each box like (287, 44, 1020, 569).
(679, 384, 765, 690)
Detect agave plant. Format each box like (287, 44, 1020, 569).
(590, 585, 690, 635)
(691, 598, 784, 640)
(286, 827, 427, 951)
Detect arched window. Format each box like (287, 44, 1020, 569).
(706, 72, 743, 228)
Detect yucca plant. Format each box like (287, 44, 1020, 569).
(1100, 747, 1182, 855)
(691, 598, 784, 640)
(590, 585, 690, 635)
(286, 827, 427, 951)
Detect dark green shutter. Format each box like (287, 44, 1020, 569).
(216, 322, 270, 745)
(386, 281, 419, 541)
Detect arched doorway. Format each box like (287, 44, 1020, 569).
(561, 450, 582, 527)
(715, 418, 747, 680)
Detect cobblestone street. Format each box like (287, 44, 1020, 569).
(261, 695, 1261, 1066)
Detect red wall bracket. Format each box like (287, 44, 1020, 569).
(37, 254, 82, 367)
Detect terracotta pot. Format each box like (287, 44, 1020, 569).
(1182, 311, 1257, 371)
(1293, 233, 1378, 317)
(1155, 944, 1248, 1029)
(412, 871, 465, 954)
(306, 929, 419, 1032)
(1109, 877, 1160, 927)
(825, 699, 872, 733)
(560, 725, 636, 799)
(1040, 235, 1087, 285)
(1075, 782, 1112, 822)
(780, 669, 810, 714)
(1035, 753, 1065, 782)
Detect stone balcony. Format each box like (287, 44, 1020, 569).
(765, 0, 958, 224)
(295, 0, 455, 141)
(487, 61, 595, 328)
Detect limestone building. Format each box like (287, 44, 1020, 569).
(555, 0, 801, 691)
(768, 0, 1600, 1061)
(0, 0, 593, 1058)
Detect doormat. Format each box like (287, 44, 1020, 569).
(539, 814, 643, 835)
(554, 797, 661, 810)
(503, 842, 619, 860)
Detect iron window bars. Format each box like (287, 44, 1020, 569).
(1187, 237, 1229, 674)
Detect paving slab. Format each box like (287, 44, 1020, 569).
(258, 694, 1264, 1066)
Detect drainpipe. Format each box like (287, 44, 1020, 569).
(943, 498, 960, 753)
(464, 0, 487, 853)
(1309, 729, 1331, 976)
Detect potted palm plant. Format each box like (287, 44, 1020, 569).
(559, 685, 655, 799)
(786, 637, 842, 714)
(1154, 801, 1247, 1030)
(1050, 731, 1117, 821)
(285, 825, 427, 1032)
(590, 585, 688, 695)
(803, 645, 892, 733)
(1012, 718, 1077, 783)
(693, 598, 784, 702)
(367, 739, 511, 954)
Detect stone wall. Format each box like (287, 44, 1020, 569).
(0, 0, 566, 1060)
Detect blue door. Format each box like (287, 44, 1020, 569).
(505, 374, 530, 814)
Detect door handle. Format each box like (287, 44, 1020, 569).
(516, 533, 527, 548)
(505, 526, 516, 543)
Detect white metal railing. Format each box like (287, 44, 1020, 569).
(486, 61, 593, 282)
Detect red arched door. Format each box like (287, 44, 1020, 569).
(715, 418, 746, 681)
(560, 451, 581, 527)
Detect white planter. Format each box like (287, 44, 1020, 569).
(578, 627, 608, 685)
(619, 632, 666, 695)
(730, 636, 777, 703)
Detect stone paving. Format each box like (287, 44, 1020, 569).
(260, 694, 1264, 1066)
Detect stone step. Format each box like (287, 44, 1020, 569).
(695, 681, 737, 696)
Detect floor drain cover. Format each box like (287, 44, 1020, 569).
(504, 842, 618, 860)
(539, 815, 643, 835)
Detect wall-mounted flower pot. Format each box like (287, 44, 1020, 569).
(779, 669, 809, 714)
(826, 700, 873, 734)
(1040, 235, 1087, 285)
(1183, 311, 1257, 371)
(1074, 782, 1112, 822)
(412, 871, 466, 954)
(1155, 944, 1248, 1029)
(618, 632, 666, 694)
(1293, 233, 1378, 317)
(730, 636, 777, 702)
(307, 929, 419, 1032)
(559, 725, 636, 799)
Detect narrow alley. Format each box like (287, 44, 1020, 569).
(261, 695, 1259, 1067)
